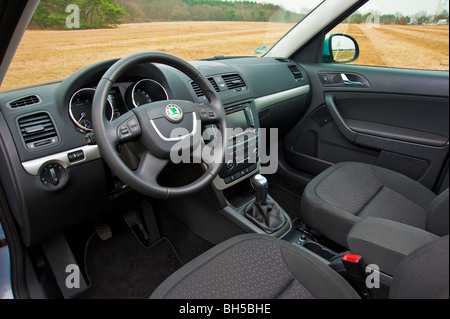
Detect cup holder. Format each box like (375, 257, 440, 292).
(302, 241, 336, 261)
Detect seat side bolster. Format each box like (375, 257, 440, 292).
(300, 162, 361, 247)
(427, 188, 449, 236)
(279, 242, 360, 299)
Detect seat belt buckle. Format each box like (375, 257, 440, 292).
(342, 254, 371, 298)
(342, 254, 366, 278)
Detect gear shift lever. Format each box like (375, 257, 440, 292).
(245, 174, 286, 234)
(250, 174, 269, 205)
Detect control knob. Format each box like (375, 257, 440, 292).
(39, 163, 68, 190)
(225, 160, 235, 172)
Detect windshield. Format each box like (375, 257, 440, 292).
(1, 0, 323, 91)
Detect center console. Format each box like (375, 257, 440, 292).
(207, 100, 292, 237)
(212, 101, 260, 190)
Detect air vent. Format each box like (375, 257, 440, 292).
(8, 95, 41, 108)
(191, 81, 204, 97)
(288, 65, 304, 81)
(18, 113, 59, 150)
(190, 78, 220, 97)
(222, 74, 246, 90)
(224, 104, 244, 115)
(208, 78, 220, 92)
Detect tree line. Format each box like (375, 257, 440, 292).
(30, 0, 305, 29)
(30, 0, 449, 30)
(31, 0, 126, 29)
(118, 0, 305, 23)
(346, 10, 449, 25)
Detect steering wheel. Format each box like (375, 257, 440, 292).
(92, 52, 228, 199)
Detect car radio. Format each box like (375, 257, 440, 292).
(218, 102, 259, 186)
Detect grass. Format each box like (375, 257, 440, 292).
(1, 22, 448, 91)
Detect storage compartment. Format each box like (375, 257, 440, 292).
(302, 241, 336, 261)
(284, 227, 339, 261)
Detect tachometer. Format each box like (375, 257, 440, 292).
(133, 88, 152, 107)
(69, 88, 113, 132)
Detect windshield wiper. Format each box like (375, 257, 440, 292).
(203, 55, 257, 61)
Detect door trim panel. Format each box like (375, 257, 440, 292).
(283, 63, 449, 191)
(325, 93, 449, 147)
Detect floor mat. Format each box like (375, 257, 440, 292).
(76, 226, 183, 299)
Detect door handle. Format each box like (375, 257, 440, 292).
(341, 73, 364, 86)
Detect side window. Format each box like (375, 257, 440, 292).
(323, 0, 449, 70)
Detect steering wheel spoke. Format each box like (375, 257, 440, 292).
(135, 151, 169, 184)
(108, 111, 142, 146)
(195, 104, 220, 125)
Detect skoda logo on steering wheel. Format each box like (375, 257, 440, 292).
(165, 104, 183, 122)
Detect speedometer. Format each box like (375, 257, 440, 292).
(69, 88, 113, 132)
(131, 79, 168, 108)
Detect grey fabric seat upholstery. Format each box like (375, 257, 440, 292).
(300, 162, 449, 247)
(150, 234, 360, 299)
(389, 235, 449, 299)
(150, 234, 449, 299)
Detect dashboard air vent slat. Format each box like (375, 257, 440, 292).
(190, 78, 220, 97)
(8, 95, 41, 108)
(222, 74, 246, 90)
(224, 104, 244, 115)
(191, 81, 205, 97)
(18, 113, 59, 149)
(288, 65, 304, 81)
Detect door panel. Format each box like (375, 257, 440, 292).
(283, 63, 449, 191)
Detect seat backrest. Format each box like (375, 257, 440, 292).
(389, 235, 449, 299)
(427, 188, 449, 236)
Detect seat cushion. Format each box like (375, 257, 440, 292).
(389, 235, 449, 299)
(150, 234, 359, 299)
(300, 162, 436, 247)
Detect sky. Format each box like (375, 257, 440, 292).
(358, 0, 449, 16)
(251, 0, 449, 16)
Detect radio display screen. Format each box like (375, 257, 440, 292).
(226, 110, 248, 130)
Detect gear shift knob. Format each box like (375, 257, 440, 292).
(245, 173, 286, 234)
(250, 174, 268, 204)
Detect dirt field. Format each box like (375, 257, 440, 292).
(332, 23, 449, 70)
(1, 22, 448, 91)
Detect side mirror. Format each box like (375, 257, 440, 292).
(321, 33, 359, 63)
(254, 45, 270, 55)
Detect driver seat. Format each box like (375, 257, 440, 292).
(150, 233, 449, 299)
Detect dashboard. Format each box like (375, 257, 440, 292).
(0, 56, 311, 246)
(68, 78, 169, 132)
